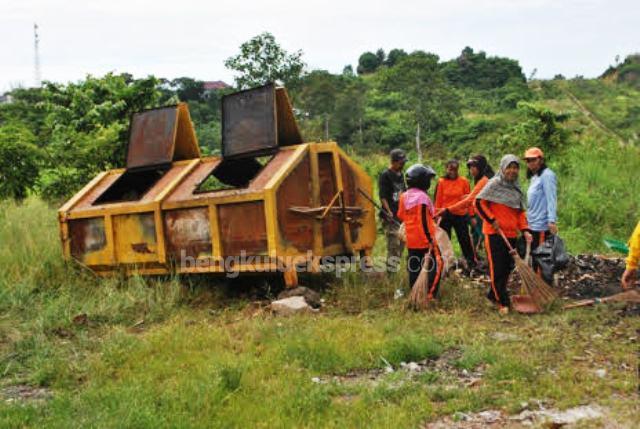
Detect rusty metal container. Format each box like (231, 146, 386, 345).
(58, 85, 376, 287)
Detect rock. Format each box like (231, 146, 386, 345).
(270, 296, 312, 315)
(277, 286, 322, 308)
(594, 368, 607, 378)
(311, 377, 321, 383)
(477, 410, 501, 423)
(406, 362, 420, 372)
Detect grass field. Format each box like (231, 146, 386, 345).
(0, 199, 638, 428)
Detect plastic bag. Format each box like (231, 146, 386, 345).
(531, 234, 569, 284)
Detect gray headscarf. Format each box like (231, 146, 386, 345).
(476, 154, 525, 210)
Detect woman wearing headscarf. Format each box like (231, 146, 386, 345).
(435, 155, 494, 256)
(475, 155, 533, 314)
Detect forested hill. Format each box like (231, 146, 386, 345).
(0, 43, 638, 252)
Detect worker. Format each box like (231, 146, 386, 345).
(524, 147, 558, 275)
(378, 148, 407, 272)
(397, 164, 443, 299)
(621, 220, 640, 289)
(434, 159, 476, 271)
(475, 154, 533, 314)
(435, 154, 494, 260)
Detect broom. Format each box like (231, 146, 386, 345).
(497, 230, 557, 308)
(408, 249, 433, 310)
(563, 289, 640, 309)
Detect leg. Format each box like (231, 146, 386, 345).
(452, 215, 477, 268)
(439, 213, 453, 238)
(485, 234, 512, 308)
(385, 221, 403, 273)
(407, 248, 425, 289)
(426, 247, 444, 299)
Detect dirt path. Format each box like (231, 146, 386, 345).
(561, 85, 630, 146)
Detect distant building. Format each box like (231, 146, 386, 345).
(202, 81, 230, 99)
(0, 93, 13, 104)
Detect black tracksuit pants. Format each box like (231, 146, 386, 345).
(485, 234, 516, 307)
(440, 213, 477, 267)
(407, 248, 443, 298)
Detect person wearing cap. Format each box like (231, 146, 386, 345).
(475, 155, 533, 314)
(435, 155, 494, 256)
(524, 147, 558, 275)
(434, 159, 477, 271)
(378, 148, 407, 272)
(621, 220, 640, 289)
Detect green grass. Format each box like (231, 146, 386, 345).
(0, 199, 638, 428)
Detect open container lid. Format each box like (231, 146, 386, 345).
(126, 102, 201, 169)
(221, 83, 302, 159)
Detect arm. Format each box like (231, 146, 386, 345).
(434, 181, 443, 209)
(475, 198, 495, 225)
(397, 194, 405, 222)
(622, 221, 640, 289)
(518, 210, 533, 243)
(543, 171, 558, 232)
(420, 203, 435, 247)
(378, 174, 394, 218)
(448, 178, 484, 214)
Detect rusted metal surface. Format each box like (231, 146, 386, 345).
(318, 152, 344, 248)
(126, 104, 200, 169)
(277, 154, 314, 251)
(69, 217, 106, 259)
(222, 84, 278, 158)
(113, 213, 158, 263)
(275, 87, 303, 146)
(164, 207, 212, 260)
(127, 106, 179, 169)
(218, 201, 268, 256)
(340, 157, 361, 243)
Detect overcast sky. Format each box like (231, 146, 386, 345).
(1, 0, 638, 92)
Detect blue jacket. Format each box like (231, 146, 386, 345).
(526, 168, 557, 232)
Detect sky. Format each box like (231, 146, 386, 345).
(0, 0, 638, 92)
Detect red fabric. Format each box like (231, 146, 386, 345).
(477, 199, 529, 238)
(397, 193, 438, 250)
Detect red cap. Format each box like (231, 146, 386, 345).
(524, 147, 544, 159)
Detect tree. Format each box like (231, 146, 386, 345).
(225, 32, 305, 89)
(171, 77, 205, 101)
(385, 49, 408, 67)
(0, 123, 41, 200)
(382, 52, 461, 159)
(357, 52, 380, 75)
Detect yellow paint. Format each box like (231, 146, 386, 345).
(59, 141, 377, 278)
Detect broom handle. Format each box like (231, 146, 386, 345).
(496, 229, 517, 254)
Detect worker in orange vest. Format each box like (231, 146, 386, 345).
(475, 155, 533, 314)
(434, 159, 477, 271)
(397, 164, 443, 300)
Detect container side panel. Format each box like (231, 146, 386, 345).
(318, 152, 344, 248)
(113, 213, 159, 263)
(164, 207, 212, 261)
(276, 154, 313, 251)
(340, 157, 361, 244)
(218, 201, 268, 257)
(69, 217, 110, 265)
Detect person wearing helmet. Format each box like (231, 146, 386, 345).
(524, 147, 558, 276)
(475, 155, 533, 314)
(397, 164, 443, 300)
(378, 148, 407, 272)
(434, 159, 476, 272)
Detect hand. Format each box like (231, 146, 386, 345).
(548, 223, 558, 235)
(491, 220, 500, 231)
(621, 268, 636, 290)
(524, 231, 533, 244)
(434, 208, 445, 218)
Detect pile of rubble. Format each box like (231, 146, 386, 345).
(556, 254, 626, 299)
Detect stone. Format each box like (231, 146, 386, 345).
(277, 286, 322, 308)
(270, 296, 312, 315)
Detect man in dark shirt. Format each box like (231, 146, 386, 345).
(378, 148, 407, 272)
